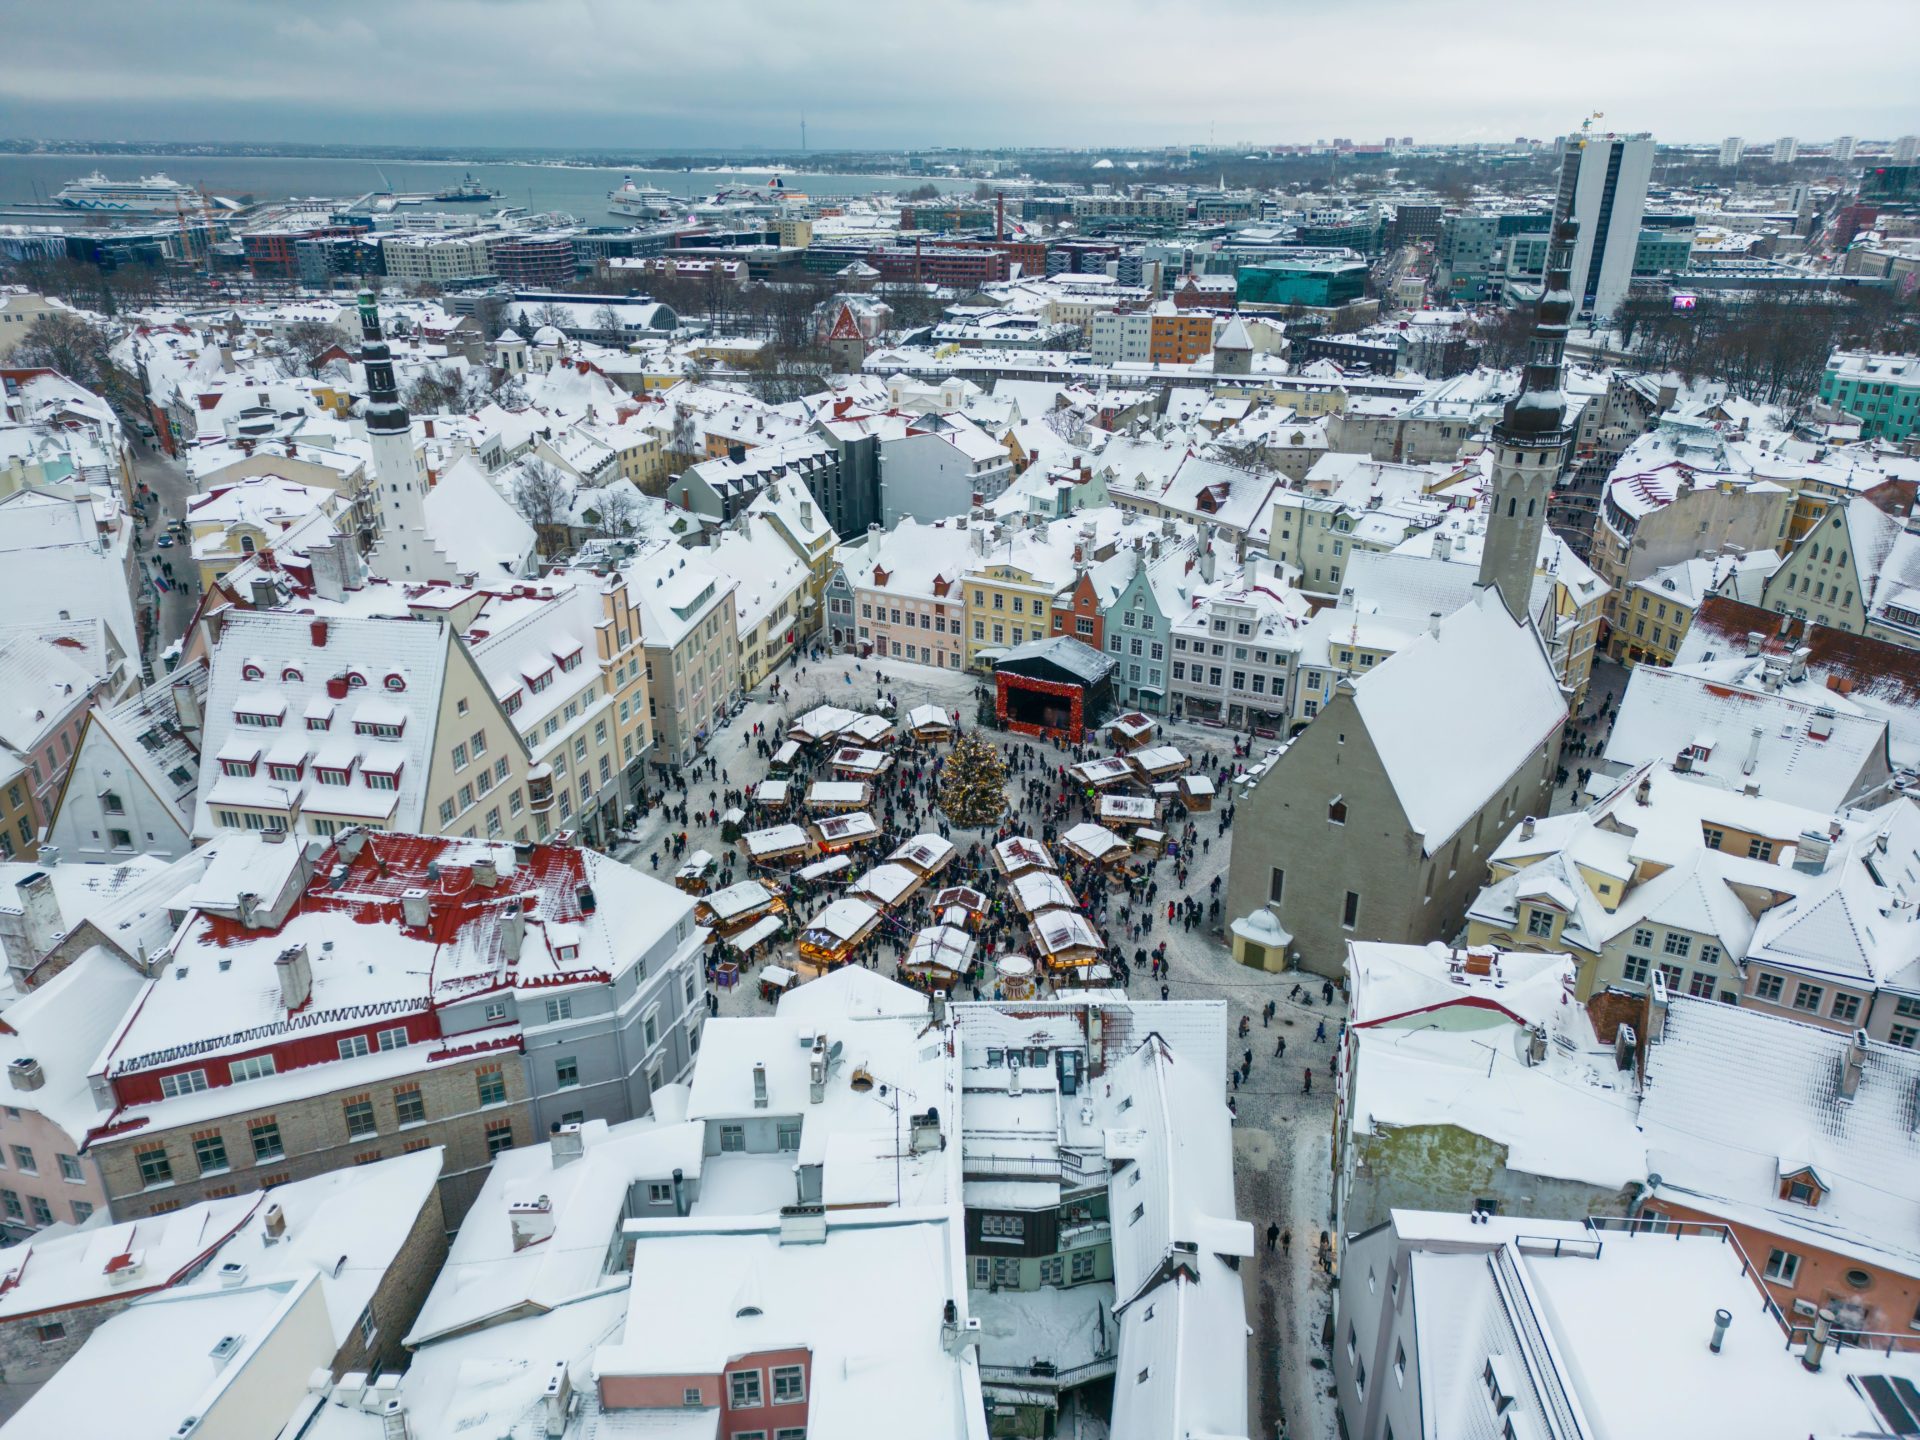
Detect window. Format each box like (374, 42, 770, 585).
(647, 1182, 672, 1205)
(777, 1121, 802, 1151)
(1268, 868, 1284, 905)
(683, 1387, 704, 1407)
(345, 1099, 377, 1138)
(1623, 954, 1649, 983)
(1831, 993, 1861, 1023)
(1632, 927, 1654, 949)
(376, 1027, 409, 1052)
(775, 1430, 806, 1440)
(729, 1370, 763, 1408)
(478, 1070, 507, 1107)
(1071, 1250, 1095, 1281)
(249, 1120, 285, 1162)
(720, 1124, 745, 1152)
(1662, 932, 1691, 958)
(57, 1153, 81, 1182)
(771, 1366, 805, 1403)
(193, 1133, 229, 1173)
(159, 1066, 210, 1100)
(1792, 982, 1824, 1013)
(35, 1321, 65, 1344)
(1328, 798, 1347, 825)
(545, 996, 574, 1023)
(1747, 837, 1775, 862)
(1688, 970, 1715, 998)
(394, 1086, 426, 1126)
(1525, 908, 1555, 938)
(359, 1305, 378, 1345)
(486, 1122, 514, 1157)
(555, 1056, 579, 1088)
(10, 1146, 34, 1176)
(1765, 1248, 1801, 1284)
(1342, 891, 1360, 929)
(339, 1034, 371, 1060)
(1893, 1024, 1920, 1049)
(229, 1054, 277, 1084)
(70, 1200, 92, 1224)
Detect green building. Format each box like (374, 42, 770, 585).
(1236, 258, 1368, 308)
(1823, 351, 1920, 441)
(1632, 229, 1695, 277)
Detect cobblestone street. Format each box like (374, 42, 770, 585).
(616, 648, 1345, 1438)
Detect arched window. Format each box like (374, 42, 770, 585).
(1527, 499, 1536, 518)
(345, 671, 367, 689)
(241, 663, 264, 681)
(281, 667, 302, 683)
(384, 674, 407, 692)
(1508, 497, 1517, 517)
(239, 535, 256, 554)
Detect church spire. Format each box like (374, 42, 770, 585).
(1493, 212, 1577, 449)
(357, 289, 410, 438)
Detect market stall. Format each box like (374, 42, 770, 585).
(1059, 822, 1131, 868)
(992, 836, 1058, 879)
(905, 704, 955, 743)
(1105, 712, 1157, 752)
(796, 896, 883, 968)
(757, 962, 798, 1001)
(847, 861, 926, 910)
(810, 811, 881, 854)
(888, 833, 956, 880)
(806, 779, 872, 812)
(750, 779, 792, 807)
(797, 853, 856, 883)
(694, 879, 788, 936)
(930, 884, 988, 927)
(673, 850, 718, 894)
(789, 704, 860, 745)
(1128, 744, 1191, 782)
(1096, 794, 1159, 827)
(732, 917, 787, 964)
(830, 746, 894, 780)
(901, 924, 976, 992)
(1179, 774, 1217, 812)
(1010, 870, 1080, 919)
(1068, 756, 1137, 790)
(741, 823, 814, 868)
(769, 741, 803, 773)
(1029, 908, 1106, 972)
(842, 713, 895, 747)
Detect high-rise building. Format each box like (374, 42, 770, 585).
(1479, 209, 1576, 622)
(1894, 134, 1920, 166)
(1719, 135, 1744, 167)
(1833, 134, 1857, 167)
(1773, 135, 1799, 164)
(1552, 131, 1652, 322)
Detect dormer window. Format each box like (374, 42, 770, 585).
(502, 691, 523, 716)
(345, 672, 367, 689)
(557, 648, 583, 673)
(307, 714, 331, 732)
(527, 669, 554, 694)
(316, 764, 352, 786)
(221, 758, 256, 778)
(281, 667, 303, 683)
(384, 674, 407, 692)
(233, 707, 283, 728)
(365, 766, 400, 791)
(556, 943, 580, 963)
(1778, 1166, 1824, 1206)
(267, 762, 303, 782)
(241, 663, 265, 681)
(353, 719, 405, 739)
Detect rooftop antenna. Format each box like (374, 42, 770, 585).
(801, 114, 807, 154)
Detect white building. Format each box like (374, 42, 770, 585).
(880, 414, 1015, 526)
(1559, 132, 1655, 322)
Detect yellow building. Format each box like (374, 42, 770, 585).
(1614, 551, 1783, 667)
(187, 474, 342, 589)
(962, 526, 1076, 671)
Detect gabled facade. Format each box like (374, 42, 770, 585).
(45, 661, 206, 862)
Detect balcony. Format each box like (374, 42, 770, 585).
(526, 763, 555, 816)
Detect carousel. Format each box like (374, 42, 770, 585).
(995, 954, 1038, 1000)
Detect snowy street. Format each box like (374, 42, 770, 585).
(617, 647, 1345, 1439)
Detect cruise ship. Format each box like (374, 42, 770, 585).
(54, 171, 199, 213)
(607, 178, 681, 219)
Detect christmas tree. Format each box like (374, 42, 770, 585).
(937, 732, 1009, 827)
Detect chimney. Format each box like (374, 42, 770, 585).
(1009, 1062, 1022, 1097)
(799, 498, 814, 530)
(275, 943, 312, 1012)
(541, 1361, 571, 1439)
(1635, 774, 1652, 807)
(1840, 1028, 1868, 1100)
(1428, 609, 1444, 639)
(550, 1121, 585, 1167)
(1646, 972, 1671, 1043)
(310, 618, 329, 648)
(1787, 646, 1811, 683)
(508, 1195, 555, 1252)
(263, 1203, 287, 1242)
(1433, 532, 1452, 563)
(670, 1166, 688, 1218)
(472, 855, 498, 888)
(1742, 726, 1764, 777)
(250, 577, 278, 609)
(1793, 829, 1831, 874)
(1745, 630, 1763, 657)
(1710, 1308, 1732, 1354)
(1526, 1026, 1548, 1066)
(1520, 815, 1536, 841)
(1613, 1023, 1638, 1072)
(499, 905, 526, 961)
(14, 872, 64, 958)
(809, 1038, 827, 1104)
(171, 675, 203, 738)
(777, 1203, 828, 1245)
(401, 888, 431, 928)
(7, 1058, 44, 1092)
(752, 1061, 769, 1109)
(1802, 1308, 1835, 1372)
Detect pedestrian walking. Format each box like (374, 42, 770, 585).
(1315, 1019, 1327, 1042)
(1161, 983, 1170, 1001)
(1302, 1067, 1313, 1095)
(1275, 1034, 1285, 1058)
(1266, 1222, 1280, 1252)
(1281, 1228, 1292, 1257)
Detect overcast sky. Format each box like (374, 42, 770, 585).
(2, 0, 1915, 152)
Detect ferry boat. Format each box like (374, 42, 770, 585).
(54, 171, 198, 213)
(607, 178, 680, 219)
(433, 172, 497, 203)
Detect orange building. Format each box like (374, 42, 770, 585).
(1148, 306, 1215, 365)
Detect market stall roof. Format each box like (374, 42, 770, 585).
(905, 924, 976, 974)
(1098, 794, 1158, 822)
(830, 746, 893, 777)
(1070, 756, 1137, 788)
(888, 833, 956, 876)
(797, 854, 854, 881)
(905, 703, 953, 736)
(751, 779, 791, 804)
(811, 812, 879, 846)
(1129, 744, 1190, 777)
(843, 713, 894, 745)
(1011, 870, 1079, 915)
(848, 862, 921, 909)
(743, 823, 811, 858)
(807, 780, 870, 809)
(1060, 822, 1129, 864)
(789, 704, 860, 743)
(993, 836, 1057, 875)
(802, 897, 881, 943)
(728, 916, 785, 953)
(700, 880, 782, 924)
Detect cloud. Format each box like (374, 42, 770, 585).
(1, 0, 1914, 148)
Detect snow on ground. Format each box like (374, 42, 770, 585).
(616, 647, 1345, 1437)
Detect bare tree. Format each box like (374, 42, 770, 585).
(11, 310, 112, 390)
(511, 459, 573, 559)
(593, 304, 625, 340)
(282, 318, 343, 376)
(403, 364, 490, 414)
(595, 485, 640, 538)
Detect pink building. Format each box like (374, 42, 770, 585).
(844, 517, 977, 669)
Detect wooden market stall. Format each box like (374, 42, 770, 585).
(789, 704, 860, 745)
(1131, 826, 1168, 858)
(842, 713, 895, 747)
(901, 923, 976, 993)
(1105, 712, 1158, 752)
(1179, 774, 1217, 812)
(751, 778, 792, 807)
(905, 704, 955, 743)
(742, 823, 814, 868)
(756, 961, 798, 1000)
(694, 879, 788, 936)
(992, 836, 1058, 879)
(1069, 756, 1137, 790)
(796, 896, 883, 968)
(809, 811, 881, 854)
(847, 861, 926, 910)
(673, 850, 718, 894)
(1096, 794, 1159, 827)
(1059, 821, 1131, 869)
(1128, 744, 1191, 782)
(806, 779, 872, 812)
(1010, 869, 1081, 919)
(731, 918, 786, 966)
(797, 853, 856, 883)
(1028, 908, 1106, 972)
(769, 741, 803, 773)
(830, 746, 894, 780)
(887, 833, 956, 881)
(930, 884, 988, 928)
